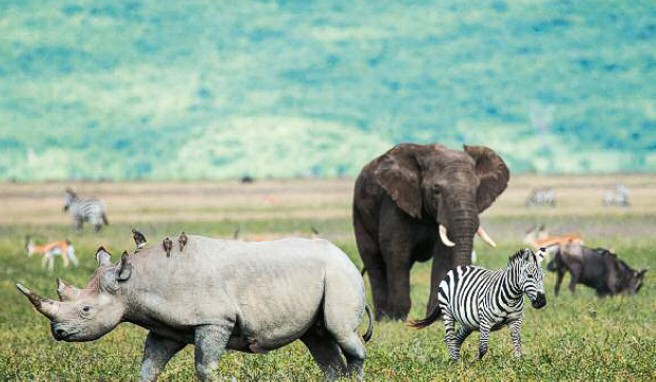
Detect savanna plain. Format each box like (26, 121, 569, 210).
(1, 175, 655, 381)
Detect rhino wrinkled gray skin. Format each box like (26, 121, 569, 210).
(16, 235, 373, 381)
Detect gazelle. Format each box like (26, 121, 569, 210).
(25, 237, 79, 271)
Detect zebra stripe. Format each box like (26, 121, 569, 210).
(64, 188, 109, 232)
(411, 248, 547, 360)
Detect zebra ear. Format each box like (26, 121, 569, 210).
(96, 247, 112, 267)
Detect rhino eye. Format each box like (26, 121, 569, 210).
(82, 306, 92, 313)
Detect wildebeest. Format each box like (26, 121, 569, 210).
(547, 244, 647, 297)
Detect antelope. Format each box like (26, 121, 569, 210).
(523, 226, 583, 255)
(25, 237, 78, 271)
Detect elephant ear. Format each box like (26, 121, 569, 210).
(373, 145, 423, 219)
(464, 145, 510, 212)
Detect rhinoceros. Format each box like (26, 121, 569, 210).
(16, 235, 373, 381)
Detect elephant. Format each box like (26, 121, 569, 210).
(352, 143, 510, 321)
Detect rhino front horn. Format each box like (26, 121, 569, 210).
(16, 283, 62, 320)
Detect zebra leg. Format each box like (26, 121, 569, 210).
(443, 315, 460, 360)
(509, 321, 522, 358)
(478, 324, 491, 360)
(454, 327, 473, 354)
(75, 217, 83, 232)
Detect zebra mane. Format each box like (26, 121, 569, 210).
(508, 248, 532, 265)
(65, 187, 78, 199)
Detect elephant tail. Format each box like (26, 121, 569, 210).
(362, 304, 374, 342)
(408, 303, 441, 330)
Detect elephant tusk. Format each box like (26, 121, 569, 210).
(439, 225, 456, 247)
(477, 226, 497, 248)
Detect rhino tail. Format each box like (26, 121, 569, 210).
(362, 304, 373, 342)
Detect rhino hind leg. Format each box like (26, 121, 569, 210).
(300, 329, 346, 380)
(335, 333, 366, 381)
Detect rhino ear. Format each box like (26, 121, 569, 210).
(96, 247, 112, 267)
(117, 253, 132, 282)
(101, 253, 132, 292)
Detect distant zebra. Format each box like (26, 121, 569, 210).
(602, 184, 630, 207)
(63, 188, 109, 232)
(411, 248, 547, 360)
(525, 187, 556, 207)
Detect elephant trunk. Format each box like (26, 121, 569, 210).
(448, 214, 479, 267)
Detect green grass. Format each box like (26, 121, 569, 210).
(1, 217, 655, 381)
(1, 0, 656, 181)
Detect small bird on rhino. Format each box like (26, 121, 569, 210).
(132, 228, 147, 249)
(162, 237, 173, 257)
(179, 232, 188, 251)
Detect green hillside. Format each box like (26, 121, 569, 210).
(1, 0, 655, 180)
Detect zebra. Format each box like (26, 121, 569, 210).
(602, 184, 630, 207)
(525, 187, 556, 207)
(410, 248, 547, 360)
(63, 188, 109, 232)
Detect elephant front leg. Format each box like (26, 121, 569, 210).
(194, 323, 234, 381)
(140, 331, 186, 382)
(384, 258, 412, 321)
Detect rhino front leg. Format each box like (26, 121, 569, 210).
(140, 331, 186, 382)
(194, 323, 234, 381)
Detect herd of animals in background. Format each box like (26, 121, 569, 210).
(602, 184, 630, 207)
(526, 187, 556, 207)
(526, 184, 631, 208)
(15, 143, 649, 380)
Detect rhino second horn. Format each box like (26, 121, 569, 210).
(16, 283, 62, 320)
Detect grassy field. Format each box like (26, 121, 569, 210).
(1, 175, 655, 380)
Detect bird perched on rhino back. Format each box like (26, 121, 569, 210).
(132, 228, 147, 250)
(162, 237, 173, 257)
(179, 232, 188, 252)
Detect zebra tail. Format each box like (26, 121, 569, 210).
(408, 303, 441, 329)
(362, 304, 374, 342)
(102, 213, 109, 225)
